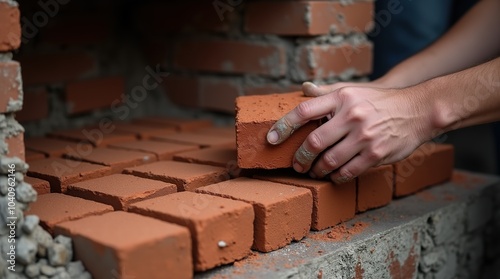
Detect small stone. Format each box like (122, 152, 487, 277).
(31, 226, 53, 257)
(66, 261, 85, 277)
(48, 243, 72, 266)
(422, 247, 447, 273)
(22, 215, 39, 235)
(40, 265, 57, 277)
(0, 176, 9, 195)
(16, 236, 37, 265)
(16, 182, 38, 204)
(24, 264, 40, 278)
(54, 235, 72, 252)
(76, 271, 92, 279)
(52, 271, 72, 279)
(37, 258, 48, 266)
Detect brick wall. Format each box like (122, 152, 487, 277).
(14, 0, 374, 136)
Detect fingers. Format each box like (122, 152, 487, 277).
(267, 94, 337, 145)
(292, 117, 350, 173)
(302, 81, 354, 97)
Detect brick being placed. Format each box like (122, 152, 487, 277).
(27, 158, 111, 192)
(394, 143, 454, 197)
(124, 160, 228, 192)
(357, 165, 394, 212)
(254, 170, 356, 230)
(196, 177, 312, 252)
(235, 92, 320, 169)
(25, 193, 113, 234)
(64, 147, 156, 173)
(108, 140, 198, 160)
(129, 191, 254, 271)
(54, 211, 192, 279)
(66, 174, 177, 210)
(151, 132, 235, 148)
(132, 116, 213, 131)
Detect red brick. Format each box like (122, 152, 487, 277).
(193, 126, 235, 137)
(113, 123, 177, 139)
(27, 158, 111, 192)
(129, 191, 253, 271)
(124, 161, 228, 192)
(40, 15, 112, 45)
(173, 40, 286, 77)
(0, 2, 20, 51)
(24, 176, 50, 195)
(151, 132, 235, 148)
(245, 1, 374, 35)
(236, 92, 320, 169)
(25, 150, 45, 162)
(244, 83, 302, 96)
(394, 143, 454, 197)
(24, 193, 113, 234)
(5, 132, 25, 160)
(64, 147, 156, 173)
(17, 51, 97, 85)
(133, 117, 213, 132)
(54, 211, 192, 279)
(67, 174, 177, 210)
(357, 165, 393, 212)
(297, 42, 373, 80)
(49, 126, 136, 147)
(173, 146, 245, 177)
(108, 140, 197, 161)
(197, 178, 312, 252)
(254, 170, 356, 230)
(15, 87, 49, 122)
(0, 61, 22, 113)
(25, 137, 93, 157)
(65, 76, 124, 115)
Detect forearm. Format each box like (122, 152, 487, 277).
(414, 57, 500, 138)
(378, 0, 500, 88)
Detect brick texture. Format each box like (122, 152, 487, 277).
(5, 132, 25, 160)
(65, 76, 124, 115)
(54, 211, 192, 279)
(109, 140, 198, 160)
(24, 176, 50, 195)
(129, 191, 254, 271)
(25, 137, 93, 157)
(49, 127, 136, 147)
(0, 2, 21, 51)
(151, 132, 234, 148)
(0, 61, 22, 113)
(245, 1, 374, 35)
(197, 177, 312, 252)
(173, 40, 286, 77)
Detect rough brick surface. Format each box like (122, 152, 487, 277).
(67, 174, 177, 210)
(254, 170, 356, 230)
(49, 127, 136, 147)
(197, 177, 312, 252)
(236, 92, 320, 169)
(129, 191, 254, 271)
(17, 51, 97, 85)
(245, 1, 374, 35)
(297, 42, 373, 80)
(133, 117, 213, 132)
(0, 2, 21, 51)
(357, 165, 393, 212)
(0, 61, 22, 113)
(109, 140, 198, 160)
(5, 132, 24, 160)
(64, 147, 156, 173)
(394, 143, 454, 197)
(25, 193, 113, 234)
(27, 158, 111, 192)
(25, 137, 93, 157)
(54, 211, 192, 279)
(151, 132, 234, 148)
(24, 176, 51, 195)
(173, 146, 246, 177)
(173, 40, 286, 77)
(124, 161, 228, 192)
(65, 76, 125, 115)
(25, 150, 45, 162)
(15, 87, 49, 122)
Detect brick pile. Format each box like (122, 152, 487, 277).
(16, 114, 454, 278)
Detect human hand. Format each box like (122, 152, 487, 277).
(302, 79, 391, 97)
(266, 84, 432, 184)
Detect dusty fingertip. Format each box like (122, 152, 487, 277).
(267, 130, 279, 144)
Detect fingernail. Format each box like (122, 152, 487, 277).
(309, 172, 316, 179)
(303, 81, 318, 88)
(293, 162, 304, 173)
(334, 176, 349, 184)
(267, 130, 279, 144)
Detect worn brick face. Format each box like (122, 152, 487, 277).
(0, 61, 22, 113)
(0, 2, 21, 51)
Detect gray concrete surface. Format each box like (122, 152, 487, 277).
(196, 170, 500, 279)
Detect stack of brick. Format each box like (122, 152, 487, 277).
(139, 0, 374, 113)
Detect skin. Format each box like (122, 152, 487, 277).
(267, 0, 500, 183)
